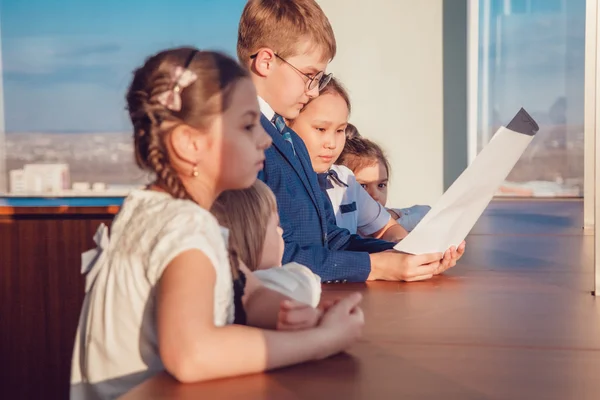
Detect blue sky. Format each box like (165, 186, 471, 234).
(0, 0, 586, 133)
(1, 0, 246, 132)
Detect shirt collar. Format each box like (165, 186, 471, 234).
(328, 168, 349, 187)
(317, 168, 349, 191)
(258, 96, 276, 123)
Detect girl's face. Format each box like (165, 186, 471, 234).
(257, 210, 285, 270)
(210, 78, 272, 191)
(289, 93, 348, 173)
(354, 160, 389, 206)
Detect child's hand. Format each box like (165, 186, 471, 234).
(318, 298, 340, 312)
(368, 251, 443, 282)
(315, 292, 364, 358)
(435, 241, 466, 275)
(277, 299, 322, 331)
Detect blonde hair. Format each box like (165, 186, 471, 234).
(211, 180, 278, 272)
(237, 0, 336, 65)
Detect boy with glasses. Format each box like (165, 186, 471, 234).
(237, 0, 462, 282)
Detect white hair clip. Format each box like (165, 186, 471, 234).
(156, 66, 198, 112)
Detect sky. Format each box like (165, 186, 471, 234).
(0, 0, 587, 133)
(1, 0, 246, 133)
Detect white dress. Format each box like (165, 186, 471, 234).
(70, 190, 234, 400)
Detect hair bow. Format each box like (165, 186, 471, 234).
(157, 66, 198, 112)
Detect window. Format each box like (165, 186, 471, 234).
(474, 0, 585, 197)
(0, 0, 246, 200)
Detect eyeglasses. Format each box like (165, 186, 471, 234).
(250, 52, 332, 92)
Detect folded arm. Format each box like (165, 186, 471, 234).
(157, 250, 347, 383)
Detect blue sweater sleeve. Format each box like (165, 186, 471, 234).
(279, 192, 395, 283)
(281, 240, 371, 282)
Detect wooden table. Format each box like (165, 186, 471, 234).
(121, 200, 600, 400)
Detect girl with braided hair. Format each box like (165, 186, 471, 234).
(71, 47, 365, 399)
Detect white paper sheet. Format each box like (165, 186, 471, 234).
(394, 108, 539, 255)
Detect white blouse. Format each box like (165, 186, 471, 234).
(70, 190, 234, 400)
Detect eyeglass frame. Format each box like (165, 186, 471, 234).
(250, 52, 332, 92)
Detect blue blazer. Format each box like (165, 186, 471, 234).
(258, 114, 395, 282)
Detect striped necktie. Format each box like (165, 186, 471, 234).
(272, 114, 296, 155)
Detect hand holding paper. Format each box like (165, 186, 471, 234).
(394, 108, 539, 255)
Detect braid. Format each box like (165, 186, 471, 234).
(129, 68, 192, 200)
(146, 133, 190, 200)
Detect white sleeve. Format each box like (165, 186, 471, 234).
(253, 263, 322, 307)
(352, 178, 391, 236)
(146, 207, 227, 284)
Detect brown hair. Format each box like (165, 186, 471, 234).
(345, 123, 360, 139)
(211, 180, 278, 272)
(237, 0, 336, 65)
(336, 136, 391, 178)
(315, 77, 351, 114)
(126, 47, 248, 200)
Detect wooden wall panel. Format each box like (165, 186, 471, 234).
(0, 208, 116, 399)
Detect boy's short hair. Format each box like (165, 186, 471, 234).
(237, 0, 336, 65)
(336, 136, 391, 178)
